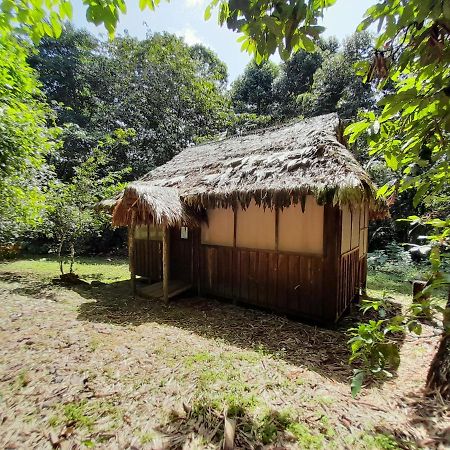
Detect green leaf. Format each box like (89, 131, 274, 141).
(298, 34, 316, 52)
(351, 370, 365, 398)
(377, 183, 392, 198)
(413, 183, 429, 207)
(204, 4, 211, 20)
(384, 152, 398, 171)
(60, 1, 73, 19)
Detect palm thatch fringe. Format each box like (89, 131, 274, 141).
(112, 183, 203, 228)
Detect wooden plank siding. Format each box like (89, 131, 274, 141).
(199, 245, 326, 321)
(336, 249, 360, 319)
(169, 228, 193, 285)
(134, 238, 162, 282)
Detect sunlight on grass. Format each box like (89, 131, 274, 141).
(0, 256, 129, 283)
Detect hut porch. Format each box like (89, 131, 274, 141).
(137, 279, 192, 300)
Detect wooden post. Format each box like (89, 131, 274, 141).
(162, 225, 170, 303)
(275, 207, 279, 252)
(129, 210, 137, 296)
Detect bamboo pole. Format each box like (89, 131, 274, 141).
(162, 226, 170, 303)
(129, 210, 137, 296)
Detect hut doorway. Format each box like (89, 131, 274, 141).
(134, 225, 195, 301)
(169, 226, 194, 285)
(133, 225, 162, 283)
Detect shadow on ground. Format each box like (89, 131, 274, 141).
(375, 391, 450, 449)
(0, 271, 60, 301)
(71, 279, 404, 384)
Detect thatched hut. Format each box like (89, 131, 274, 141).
(111, 113, 384, 323)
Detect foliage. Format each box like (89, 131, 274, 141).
(231, 33, 375, 123)
(348, 292, 444, 397)
(189, 43, 228, 88)
(343, 0, 450, 396)
(0, 37, 58, 244)
(298, 32, 375, 119)
(271, 45, 325, 118)
(206, 0, 336, 63)
(32, 27, 232, 179)
(344, 1, 449, 246)
(41, 131, 130, 274)
(226, 113, 274, 136)
(0, 0, 334, 64)
(231, 60, 279, 115)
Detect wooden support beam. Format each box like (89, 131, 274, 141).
(129, 210, 137, 296)
(162, 226, 170, 303)
(275, 207, 279, 252)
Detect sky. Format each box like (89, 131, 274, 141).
(72, 0, 374, 83)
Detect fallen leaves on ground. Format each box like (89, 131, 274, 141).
(0, 271, 448, 449)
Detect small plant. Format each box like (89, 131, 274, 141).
(348, 290, 444, 397)
(287, 422, 325, 449)
(63, 401, 95, 429)
(348, 319, 403, 397)
(16, 369, 31, 388)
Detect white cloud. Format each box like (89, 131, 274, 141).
(177, 26, 203, 46)
(184, 0, 205, 8)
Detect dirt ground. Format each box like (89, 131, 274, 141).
(0, 270, 449, 449)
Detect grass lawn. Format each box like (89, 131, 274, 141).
(0, 256, 129, 283)
(0, 255, 448, 449)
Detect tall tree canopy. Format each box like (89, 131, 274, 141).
(270, 38, 337, 118)
(31, 27, 232, 180)
(298, 32, 375, 119)
(231, 60, 279, 115)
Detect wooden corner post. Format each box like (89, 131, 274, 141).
(129, 210, 137, 296)
(162, 226, 170, 303)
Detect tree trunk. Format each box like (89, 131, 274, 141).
(69, 242, 75, 274)
(426, 290, 450, 399)
(57, 239, 65, 275)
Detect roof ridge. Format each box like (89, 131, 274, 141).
(188, 112, 340, 150)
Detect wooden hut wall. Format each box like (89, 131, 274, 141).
(133, 225, 162, 282)
(132, 200, 370, 323)
(278, 197, 324, 254)
(359, 203, 369, 293)
(198, 200, 341, 323)
(336, 203, 370, 318)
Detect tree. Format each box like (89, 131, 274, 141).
(231, 60, 279, 115)
(32, 28, 233, 179)
(28, 24, 98, 128)
(189, 44, 228, 88)
(29, 25, 101, 181)
(0, 37, 58, 244)
(42, 131, 130, 275)
(298, 32, 375, 120)
(271, 47, 324, 118)
(344, 2, 449, 398)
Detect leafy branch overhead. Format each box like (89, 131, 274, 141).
(0, 0, 334, 60)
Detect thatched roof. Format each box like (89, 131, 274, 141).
(112, 184, 201, 227)
(112, 113, 385, 226)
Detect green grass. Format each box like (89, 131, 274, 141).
(367, 263, 447, 301)
(49, 399, 123, 432)
(0, 256, 129, 283)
